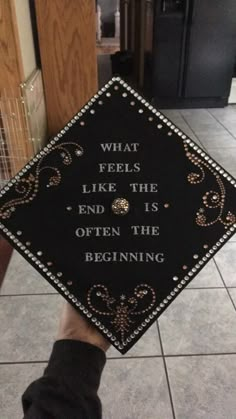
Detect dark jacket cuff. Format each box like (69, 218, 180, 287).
(44, 339, 106, 392)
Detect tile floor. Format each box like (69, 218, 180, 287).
(0, 106, 236, 419)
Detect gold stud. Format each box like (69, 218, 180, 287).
(111, 198, 130, 216)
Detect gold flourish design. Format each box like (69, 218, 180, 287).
(184, 142, 235, 228)
(0, 142, 83, 219)
(87, 284, 156, 343)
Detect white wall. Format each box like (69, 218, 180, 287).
(14, 0, 36, 80)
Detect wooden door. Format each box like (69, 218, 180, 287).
(34, 0, 98, 136)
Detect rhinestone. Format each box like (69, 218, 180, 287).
(57, 272, 63, 277)
(168, 132, 172, 136)
(173, 276, 178, 281)
(122, 92, 127, 97)
(75, 148, 83, 156)
(130, 101, 135, 106)
(90, 109, 95, 114)
(138, 109, 144, 113)
(193, 254, 199, 259)
(157, 124, 162, 129)
(98, 100, 103, 105)
(80, 121, 85, 126)
(114, 85, 119, 90)
(17, 231, 22, 236)
(67, 280, 73, 285)
(37, 251, 42, 256)
(148, 117, 153, 121)
(106, 92, 111, 97)
(66, 206, 72, 211)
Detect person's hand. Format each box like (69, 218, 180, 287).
(57, 302, 110, 353)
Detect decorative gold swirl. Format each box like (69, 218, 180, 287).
(0, 142, 83, 219)
(184, 143, 235, 228)
(87, 284, 156, 343)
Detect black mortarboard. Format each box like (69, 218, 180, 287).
(0, 77, 236, 354)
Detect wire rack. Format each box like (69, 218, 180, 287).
(0, 69, 47, 190)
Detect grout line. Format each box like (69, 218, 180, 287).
(107, 354, 162, 360)
(213, 258, 236, 312)
(2, 352, 236, 366)
(185, 286, 225, 290)
(0, 360, 49, 365)
(0, 292, 58, 297)
(0, 287, 233, 297)
(178, 112, 207, 150)
(156, 321, 176, 419)
(163, 352, 236, 358)
(206, 109, 236, 140)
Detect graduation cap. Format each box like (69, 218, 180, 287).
(0, 77, 236, 354)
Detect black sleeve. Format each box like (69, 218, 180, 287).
(22, 339, 106, 419)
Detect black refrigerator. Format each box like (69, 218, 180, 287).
(152, 0, 236, 108)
